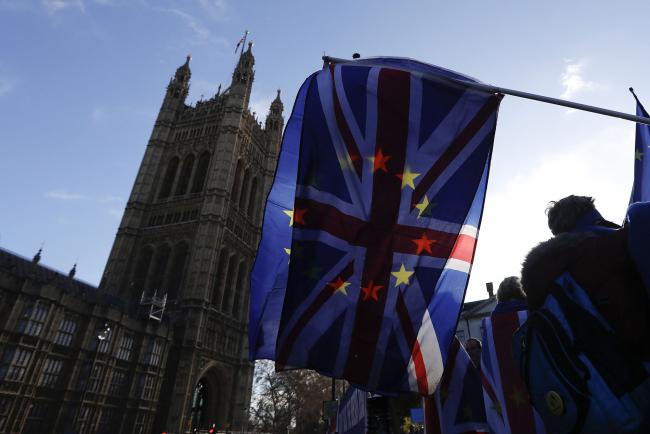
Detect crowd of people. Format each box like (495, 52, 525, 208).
(456, 195, 650, 434)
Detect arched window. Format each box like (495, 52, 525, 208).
(211, 249, 228, 306)
(220, 255, 238, 313)
(131, 246, 153, 295)
(230, 160, 243, 202)
(191, 152, 211, 193)
(239, 168, 251, 209)
(175, 154, 195, 196)
(246, 177, 258, 217)
(147, 244, 171, 294)
(232, 261, 248, 318)
(159, 157, 179, 199)
(165, 242, 189, 300)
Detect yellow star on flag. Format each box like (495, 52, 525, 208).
(283, 209, 294, 226)
(415, 195, 431, 218)
(283, 247, 291, 263)
(328, 277, 351, 296)
(398, 167, 420, 190)
(636, 149, 644, 161)
(391, 264, 414, 287)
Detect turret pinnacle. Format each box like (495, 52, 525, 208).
(175, 54, 192, 82)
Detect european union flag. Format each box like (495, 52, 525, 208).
(250, 57, 503, 395)
(630, 94, 650, 203)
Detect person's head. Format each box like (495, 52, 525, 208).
(465, 338, 482, 368)
(496, 276, 526, 303)
(546, 195, 619, 235)
(546, 195, 595, 235)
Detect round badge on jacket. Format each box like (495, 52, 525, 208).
(546, 390, 565, 416)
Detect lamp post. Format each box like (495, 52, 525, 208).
(74, 322, 111, 433)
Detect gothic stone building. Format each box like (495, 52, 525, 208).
(0, 43, 284, 433)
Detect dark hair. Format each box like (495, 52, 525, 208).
(546, 195, 595, 235)
(496, 276, 526, 303)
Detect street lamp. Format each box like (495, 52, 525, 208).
(73, 322, 111, 433)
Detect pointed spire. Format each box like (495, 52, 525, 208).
(68, 263, 77, 279)
(269, 89, 284, 117)
(175, 54, 192, 81)
(32, 247, 42, 264)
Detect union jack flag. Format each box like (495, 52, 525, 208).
(424, 337, 489, 434)
(481, 309, 547, 434)
(250, 57, 503, 395)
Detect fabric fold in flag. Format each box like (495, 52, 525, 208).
(250, 56, 503, 396)
(630, 97, 650, 204)
(481, 309, 546, 434)
(423, 337, 489, 434)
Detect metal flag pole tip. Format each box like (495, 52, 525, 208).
(323, 56, 650, 126)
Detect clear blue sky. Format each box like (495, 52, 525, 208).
(1, 0, 648, 300)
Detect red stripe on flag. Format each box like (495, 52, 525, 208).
(293, 197, 470, 261)
(329, 65, 363, 179)
(412, 94, 503, 208)
(396, 291, 428, 394)
(491, 312, 535, 434)
(423, 396, 442, 434)
(449, 233, 476, 263)
(343, 68, 411, 385)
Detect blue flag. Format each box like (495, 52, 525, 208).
(630, 98, 650, 203)
(250, 57, 502, 395)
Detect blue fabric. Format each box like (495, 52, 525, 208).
(248, 73, 316, 359)
(630, 101, 650, 204)
(627, 202, 650, 298)
(250, 57, 502, 396)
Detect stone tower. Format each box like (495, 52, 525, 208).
(100, 43, 284, 432)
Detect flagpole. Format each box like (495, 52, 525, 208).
(322, 56, 650, 127)
(240, 30, 249, 58)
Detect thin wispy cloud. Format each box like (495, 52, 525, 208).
(158, 6, 229, 48)
(46, 190, 125, 204)
(560, 59, 595, 99)
(162, 8, 211, 41)
(196, 0, 227, 20)
(46, 190, 88, 201)
(42, 0, 85, 14)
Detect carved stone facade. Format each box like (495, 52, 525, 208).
(0, 44, 283, 434)
(0, 250, 171, 433)
(101, 43, 283, 433)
